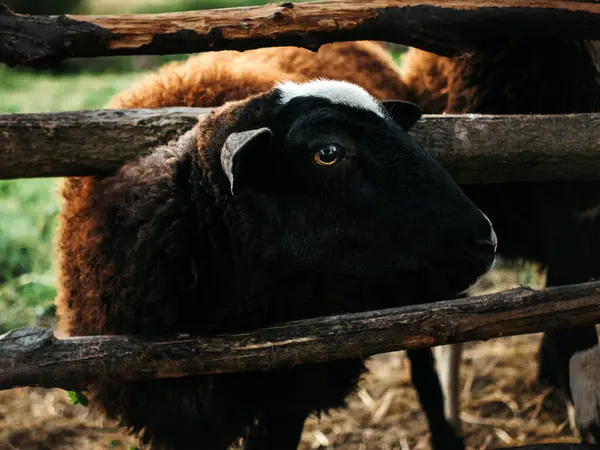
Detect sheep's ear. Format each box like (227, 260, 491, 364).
(380, 100, 422, 130)
(220, 127, 273, 195)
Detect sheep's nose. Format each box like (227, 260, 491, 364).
(475, 212, 498, 252)
(441, 207, 497, 265)
(472, 210, 497, 271)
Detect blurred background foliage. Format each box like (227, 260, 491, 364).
(0, 0, 526, 333)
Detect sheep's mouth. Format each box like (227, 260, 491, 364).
(422, 258, 495, 300)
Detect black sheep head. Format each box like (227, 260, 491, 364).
(215, 79, 497, 297)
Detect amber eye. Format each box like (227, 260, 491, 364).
(314, 144, 342, 167)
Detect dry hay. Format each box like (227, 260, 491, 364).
(0, 262, 590, 450)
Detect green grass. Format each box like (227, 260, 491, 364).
(0, 178, 60, 330)
(0, 65, 145, 113)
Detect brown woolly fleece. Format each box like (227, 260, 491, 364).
(104, 41, 407, 110)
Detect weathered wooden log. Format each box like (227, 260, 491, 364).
(3, 1, 600, 68)
(3, 280, 600, 392)
(2, 109, 600, 183)
(0, 108, 207, 179)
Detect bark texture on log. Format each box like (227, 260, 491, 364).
(2, 280, 600, 392)
(3, 1, 600, 68)
(2, 109, 600, 183)
(0, 108, 205, 179)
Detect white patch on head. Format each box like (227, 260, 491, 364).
(275, 78, 386, 118)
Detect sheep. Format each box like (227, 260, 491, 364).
(104, 43, 472, 448)
(397, 39, 600, 440)
(54, 60, 498, 450)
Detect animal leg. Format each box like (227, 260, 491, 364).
(435, 343, 463, 435)
(569, 344, 600, 443)
(538, 263, 599, 403)
(535, 202, 600, 405)
(244, 409, 308, 450)
(434, 292, 468, 435)
(407, 348, 465, 450)
(539, 327, 599, 402)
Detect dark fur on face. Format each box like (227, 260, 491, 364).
(199, 88, 495, 294)
(55, 80, 495, 450)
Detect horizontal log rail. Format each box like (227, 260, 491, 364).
(3, 1, 600, 68)
(2, 109, 600, 183)
(2, 280, 600, 392)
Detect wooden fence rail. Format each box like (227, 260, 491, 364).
(3, 280, 600, 392)
(3, 0, 600, 402)
(3, 109, 600, 183)
(3, 1, 600, 68)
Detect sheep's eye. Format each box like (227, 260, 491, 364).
(314, 144, 342, 167)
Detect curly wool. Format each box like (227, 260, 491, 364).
(104, 41, 407, 110)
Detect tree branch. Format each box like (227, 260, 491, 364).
(2, 109, 600, 184)
(3, 1, 600, 68)
(2, 280, 600, 392)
